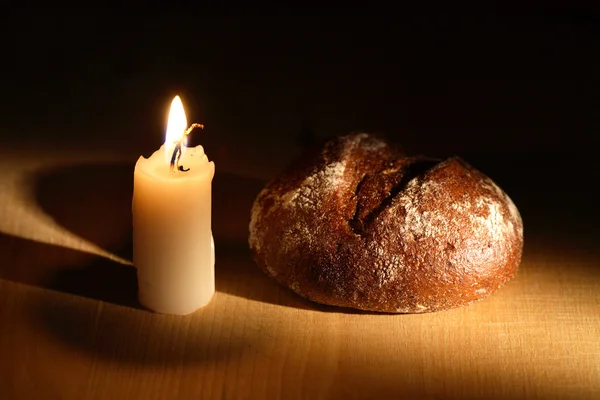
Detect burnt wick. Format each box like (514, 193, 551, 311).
(169, 123, 204, 174)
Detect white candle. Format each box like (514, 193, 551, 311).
(133, 96, 215, 315)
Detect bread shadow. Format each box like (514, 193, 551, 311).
(215, 240, 388, 315)
(211, 171, 379, 314)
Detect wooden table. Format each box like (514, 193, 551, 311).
(0, 137, 598, 400)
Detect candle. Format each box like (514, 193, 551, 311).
(133, 96, 215, 315)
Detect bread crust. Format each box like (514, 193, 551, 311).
(249, 133, 523, 313)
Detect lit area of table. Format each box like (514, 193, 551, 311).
(0, 135, 598, 400)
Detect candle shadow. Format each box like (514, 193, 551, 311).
(0, 231, 138, 307)
(0, 161, 141, 318)
(1, 159, 140, 309)
(33, 161, 135, 263)
(0, 232, 260, 365)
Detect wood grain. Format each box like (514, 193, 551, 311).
(0, 147, 599, 400)
(1, 237, 599, 400)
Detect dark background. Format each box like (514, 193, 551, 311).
(1, 6, 599, 247)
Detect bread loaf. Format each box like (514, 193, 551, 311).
(249, 133, 523, 313)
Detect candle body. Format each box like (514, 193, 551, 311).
(133, 145, 215, 315)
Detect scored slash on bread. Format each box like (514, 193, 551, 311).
(249, 133, 523, 313)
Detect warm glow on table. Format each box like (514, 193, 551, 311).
(0, 135, 598, 400)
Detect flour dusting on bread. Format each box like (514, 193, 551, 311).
(249, 133, 523, 313)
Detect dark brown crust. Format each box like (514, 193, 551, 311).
(249, 133, 523, 313)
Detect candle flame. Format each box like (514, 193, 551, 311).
(164, 95, 188, 163)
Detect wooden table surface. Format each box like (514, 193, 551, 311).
(2, 10, 600, 400)
(0, 138, 599, 400)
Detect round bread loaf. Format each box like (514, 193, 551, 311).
(249, 133, 523, 313)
